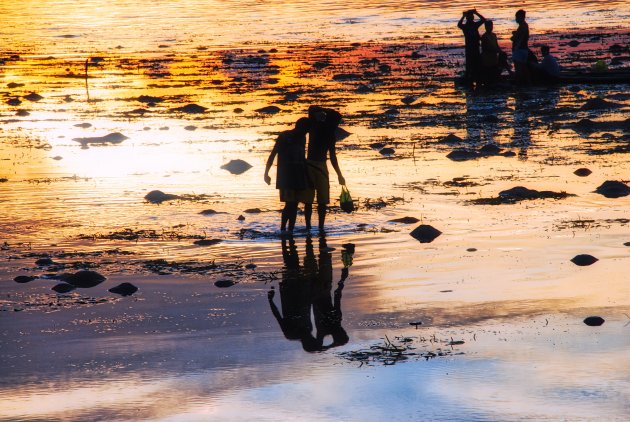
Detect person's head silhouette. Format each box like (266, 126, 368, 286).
(484, 20, 493, 33)
(515, 9, 526, 23)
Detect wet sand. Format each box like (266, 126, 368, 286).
(1, 1, 630, 420)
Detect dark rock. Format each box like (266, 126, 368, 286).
(73, 132, 128, 146)
(501, 151, 517, 157)
(567, 40, 580, 47)
(583, 316, 605, 326)
(14, 275, 37, 283)
(52, 283, 75, 293)
(439, 133, 464, 144)
(214, 279, 235, 288)
(379, 147, 395, 156)
(7, 82, 25, 89)
(24, 92, 43, 102)
(193, 239, 222, 246)
(389, 216, 420, 224)
(574, 168, 592, 177)
(245, 263, 257, 269)
(624, 242, 630, 246)
(233, 108, 244, 113)
(137, 95, 163, 103)
(332, 73, 362, 81)
(571, 254, 598, 266)
(237, 215, 245, 221)
(184, 125, 197, 131)
(16, 109, 30, 116)
(199, 209, 218, 215)
(356, 84, 373, 94)
(221, 159, 252, 175)
(35, 258, 54, 266)
(144, 190, 180, 203)
(7, 98, 21, 106)
(172, 103, 207, 114)
(74, 123, 92, 128)
(401, 95, 417, 105)
(255, 105, 281, 114)
(108, 282, 138, 296)
(499, 186, 542, 200)
(479, 144, 501, 156)
(580, 98, 621, 111)
(594, 181, 630, 198)
(447, 149, 480, 161)
(0, 178, 8, 182)
(65, 270, 106, 288)
(410, 224, 442, 243)
(369, 142, 386, 150)
(467, 248, 477, 252)
(244, 208, 262, 213)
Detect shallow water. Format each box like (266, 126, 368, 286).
(1, 1, 630, 421)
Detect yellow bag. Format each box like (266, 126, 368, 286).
(339, 185, 354, 213)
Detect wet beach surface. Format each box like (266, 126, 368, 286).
(1, 1, 630, 420)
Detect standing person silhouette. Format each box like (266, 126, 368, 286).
(264, 117, 312, 234)
(511, 9, 531, 84)
(457, 9, 486, 85)
(304, 106, 346, 233)
(267, 237, 321, 352)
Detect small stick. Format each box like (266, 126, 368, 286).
(84, 58, 90, 102)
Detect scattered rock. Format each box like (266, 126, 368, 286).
(379, 147, 395, 156)
(193, 239, 222, 246)
(214, 279, 235, 288)
(144, 190, 180, 204)
(221, 159, 252, 175)
(137, 95, 163, 103)
(624, 242, 630, 247)
(233, 108, 244, 113)
(72, 132, 128, 146)
(571, 254, 598, 266)
(447, 149, 480, 161)
(172, 103, 207, 114)
(65, 270, 106, 288)
(478, 144, 501, 156)
(594, 181, 630, 198)
(467, 248, 477, 252)
(35, 258, 54, 266)
(574, 168, 592, 177)
(7, 98, 22, 106)
(237, 215, 245, 221)
(24, 92, 43, 102)
(108, 282, 138, 296)
(583, 316, 604, 326)
(245, 263, 257, 269)
(389, 217, 419, 224)
(14, 275, 37, 283)
(244, 208, 262, 213)
(579, 97, 621, 111)
(0, 178, 7, 183)
(199, 209, 218, 215)
(16, 109, 30, 117)
(255, 105, 281, 114)
(439, 133, 463, 144)
(52, 283, 75, 293)
(184, 125, 197, 131)
(74, 123, 92, 128)
(568, 40, 580, 47)
(410, 224, 442, 243)
(7, 82, 24, 88)
(401, 95, 417, 105)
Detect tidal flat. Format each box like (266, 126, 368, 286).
(1, 1, 630, 420)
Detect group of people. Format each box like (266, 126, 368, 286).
(264, 105, 345, 234)
(458, 9, 561, 85)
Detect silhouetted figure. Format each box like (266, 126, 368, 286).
(535, 45, 561, 83)
(268, 237, 321, 352)
(480, 20, 512, 84)
(457, 9, 486, 85)
(264, 118, 312, 234)
(511, 9, 531, 84)
(312, 235, 350, 349)
(304, 106, 346, 232)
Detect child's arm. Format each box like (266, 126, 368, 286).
(264, 142, 279, 185)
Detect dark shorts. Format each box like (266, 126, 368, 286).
(279, 189, 311, 203)
(303, 160, 329, 204)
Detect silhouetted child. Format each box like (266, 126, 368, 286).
(536, 45, 561, 82)
(511, 9, 531, 84)
(264, 118, 312, 234)
(457, 9, 486, 85)
(480, 20, 509, 83)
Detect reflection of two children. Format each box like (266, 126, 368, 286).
(268, 236, 350, 352)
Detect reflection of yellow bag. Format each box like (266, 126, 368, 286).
(341, 250, 353, 268)
(339, 185, 354, 213)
